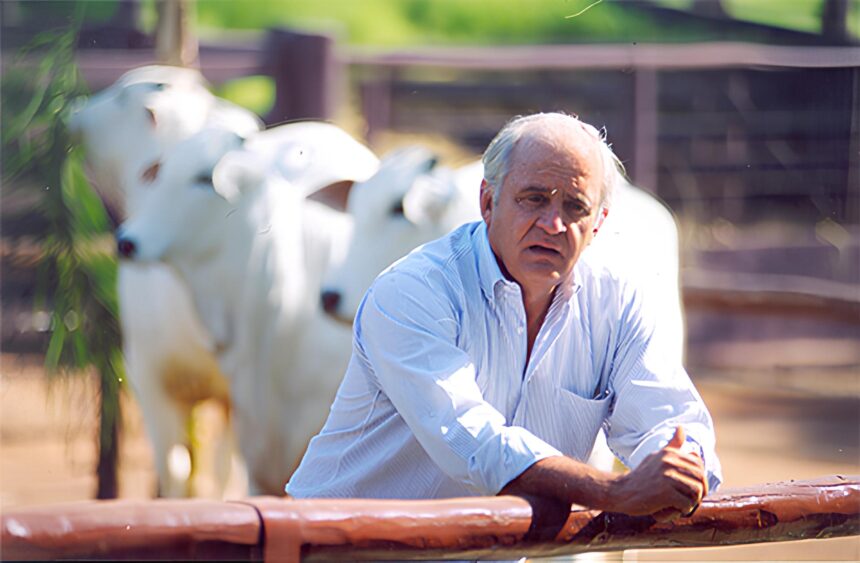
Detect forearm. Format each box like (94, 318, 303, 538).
(498, 455, 618, 510)
(499, 427, 708, 517)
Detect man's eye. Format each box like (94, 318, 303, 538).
(564, 201, 588, 217)
(517, 194, 547, 207)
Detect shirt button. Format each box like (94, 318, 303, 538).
(516, 325, 524, 335)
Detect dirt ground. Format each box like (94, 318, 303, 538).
(1, 351, 858, 561)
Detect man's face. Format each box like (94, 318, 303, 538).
(481, 127, 605, 298)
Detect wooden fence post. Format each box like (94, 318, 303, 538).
(155, 0, 199, 67)
(262, 28, 337, 125)
(848, 68, 860, 223)
(632, 68, 659, 194)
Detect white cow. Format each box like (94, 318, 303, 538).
(70, 65, 262, 218)
(116, 125, 378, 495)
(69, 65, 262, 498)
(323, 146, 684, 363)
(321, 146, 484, 322)
(321, 145, 685, 473)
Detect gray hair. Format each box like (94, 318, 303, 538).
(481, 112, 625, 208)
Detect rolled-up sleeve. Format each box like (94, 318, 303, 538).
(604, 281, 723, 492)
(359, 271, 562, 495)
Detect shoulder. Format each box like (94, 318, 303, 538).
(575, 254, 657, 331)
(575, 255, 626, 307)
(360, 222, 481, 325)
(373, 222, 479, 300)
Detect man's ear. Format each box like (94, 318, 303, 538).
(479, 179, 493, 225)
(592, 206, 609, 235)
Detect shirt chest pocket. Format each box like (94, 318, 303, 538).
(523, 382, 614, 462)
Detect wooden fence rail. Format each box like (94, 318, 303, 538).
(682, 270, 860, 324)
(3, 475, 858, 561)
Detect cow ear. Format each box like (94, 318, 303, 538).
(402, 172, 454, 226)
(140, 161, 161, 183)
(212, 152, 265, 204)
(144, 105, 157, 127)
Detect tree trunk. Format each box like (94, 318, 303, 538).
(155, 0, 198, 67)
(96, 366, 121, 499)
(821, 0, 849, 44)
(691, 0, 728, 18)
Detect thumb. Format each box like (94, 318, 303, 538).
(667, 426, 685, 449)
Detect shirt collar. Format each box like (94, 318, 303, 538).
(474, 221, 583, 306)
(475, 221, 509, 305)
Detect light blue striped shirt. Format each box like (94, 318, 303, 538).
(287, 221, 721, 499)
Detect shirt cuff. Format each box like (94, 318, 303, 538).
(682, 436, 722, 493)
(468, 426, 563, 495)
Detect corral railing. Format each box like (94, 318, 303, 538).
(2, 476, 858, 561)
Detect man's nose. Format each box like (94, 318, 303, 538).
(535, 203, 567, 234)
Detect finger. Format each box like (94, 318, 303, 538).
(663, 484, 701, 515)
(664, 454, 707, 490)
(664, 464, 705, 498)
(667, 470, 705, 508)
(665, 449, 705, 470)
(674, 456, 709, 496)
(666, 426, 685, 449)
(683, 501, 700, 518)
(662, 453, 707, 485)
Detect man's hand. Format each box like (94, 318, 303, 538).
(498, 426, 708, 521)
(607, 427, 707, 520)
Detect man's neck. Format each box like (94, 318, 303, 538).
(522, 285, 556, 364)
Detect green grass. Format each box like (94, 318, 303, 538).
(852, 0, 860, 37)
(656, 0, 860, 38)
(213, 75, 275, 117)
(725, 0, 830, 34)
(191, 0, 725, 45)
(21, 0, 857, 47)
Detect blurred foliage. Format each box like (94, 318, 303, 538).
(11, 0, 858, 45)
(1, 23, 124, 495)
(191, 0, 726, 44)
(14, 0, 119, 26)
(213, 75, 275, 117)
(660, 0, 860, 37)
(738, 0, 860, 37)
(186, 0, 859, 44)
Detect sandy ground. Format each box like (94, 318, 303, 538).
(1, 352, 858, 561)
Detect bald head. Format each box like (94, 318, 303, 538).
(482, 113, 623, 207)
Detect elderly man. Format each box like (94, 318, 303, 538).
(287, 113, 721, 520)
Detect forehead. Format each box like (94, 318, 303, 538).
(505, 125, 603, 199)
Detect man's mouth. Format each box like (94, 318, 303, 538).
(526, 244, 562, 258)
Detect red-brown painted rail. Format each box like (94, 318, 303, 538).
(3, 475, 858, 561)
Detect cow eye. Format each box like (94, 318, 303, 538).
(390, 201, 405, 216)
(194, 174, 213, 186)
(152, 82, 167, 91)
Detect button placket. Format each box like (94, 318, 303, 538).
(496, 284, 529, 419)
(523, 300, 570, 386)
